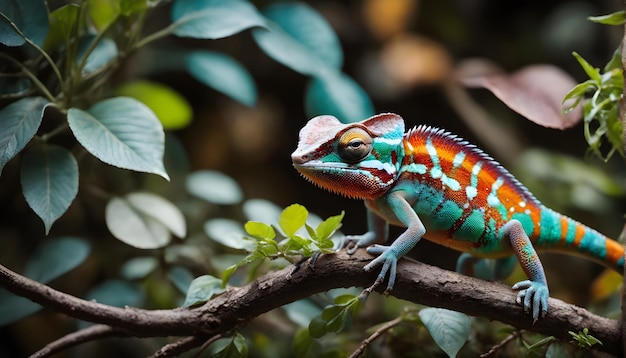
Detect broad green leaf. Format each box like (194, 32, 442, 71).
(186, 51, 257, 107)
(105, 196, 171, 249)
(44, 4, 80, 50)
(588, 11, 625, 25)
(0, 96, 49, 174)
(244, 221, 275, 240)
(279, 204, 308, 236)
(87, 0, 121, 31)
(85, 280, 144, 308)
(120, 256, 158, 280)
(116, 80, 193, 130)
(20, 144, 79, 234)
(305, 74, 375, 123)
(262, 2, 342, 69)
(67, 97, 169, 180)
(419, 308, 470, 358)
(125, 192, 186, 238)
(316, 211, 344, 241)
(186, 170, 242, 205)
(0, 0, 49, 47)
(183, 275, 224, 307)
(171, 0, 266, 39)
(77, 36, 118, 74)
(204, 218, 254, 251)
(0, 237, 90, 326)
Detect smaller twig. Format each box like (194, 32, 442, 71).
(348, 316, 404, 358)
(29, 324, 127, 358)
(149, 335, 211, 358)
(480, 330, 523, 357)
(194, 334, 223, 357)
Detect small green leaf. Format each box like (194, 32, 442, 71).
(315, 211, 344, 241)
(86, 0, 121, 31)
(279, 203, 308, 237)
(244, 221, 275, 240)
(186, 50, 257, 107)
(183, 275, 224, 307)
(186, 170, 243, 205)
(419, 308, 471, 358)
(0, 96, 49, 174)
(308, 316, 328, 338)
(588, 11, 625, 25)
(572, 52, 601, 83)
(213, 333, 248, 358)
(116, 80, 193, 130)
(171, 0, 266, 39)
(20, 144, 79, 234)
(68, 97, 169, 180)
(305, 73, 375, 124)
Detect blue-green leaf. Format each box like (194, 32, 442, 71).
(186, 50, 257, 107)
(183, 275, 224, 307)
(262, 2, 342, 69)
(186, 170, 243, 205)
(85, 280, 144, 308)
(168, 266, 195, 294)
(20, 144, 79, 234)
(120, 257, 158, 280)
(0, 96, 49, 174)
(0, 237, 90, 326)
(77, 36, 118, 74)
(67, 97, 169, 180)
(419, 308, 470, 358)
(0, 0, 49, 47)
(305, 74, 374, 123)
(171, 0, 266, 39)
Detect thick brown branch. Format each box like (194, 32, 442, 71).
(0, 251, 621, 356)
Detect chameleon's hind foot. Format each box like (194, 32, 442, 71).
(512, 280, 549, 323)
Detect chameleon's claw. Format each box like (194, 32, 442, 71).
(344, 238, 359, 255)
(512, 280, 549, 322)
(363, 245, 399, 293)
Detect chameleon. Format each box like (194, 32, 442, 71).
(291, 112, 624, 321)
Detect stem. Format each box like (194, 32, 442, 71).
(132, 24, 176, 51)
(0, 53, 57, 102)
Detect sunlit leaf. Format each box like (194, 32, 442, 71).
(419, 308, 470, 358)
(183, 275, 224, 307)
(305, 73, 375, 123)
(0, 96, 49, 175)
(67, 97, 169, 180)
(186, 50, 257, 107)
(0, 0, 49, 47)
(117, 80, 193, 130)
(171, 0, 266, 39)
(186, 170, 242, 205)
(126, 192, 186, 238)
(87, 0, 121, 31)
(21, 144, 79, 234)
(459, 64, 582, 129)
(105, 196, 171, 249)
(279, 203, 308, 237)
(588, 11, 625, 26)
(244, 221, 275, 240)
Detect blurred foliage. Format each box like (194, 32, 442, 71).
(0, 0, 625, 357)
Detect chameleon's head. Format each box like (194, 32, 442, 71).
(291, 113, 405, 200)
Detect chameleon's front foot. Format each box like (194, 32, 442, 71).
(363, 244, 399, 294)
(512, 280, 549, 322)
(343, 232, 377, 255)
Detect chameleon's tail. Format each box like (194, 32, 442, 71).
(535, 208, 624, 274)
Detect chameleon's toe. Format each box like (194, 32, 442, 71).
(363, 245, 399, 293)
(512, 280, 549, 322)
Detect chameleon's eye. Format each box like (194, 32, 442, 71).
(338, 128, 372, 164)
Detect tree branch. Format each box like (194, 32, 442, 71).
(0, 251, 621, 356)
(30, 325, 127, 358)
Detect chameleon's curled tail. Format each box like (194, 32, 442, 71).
(535, 208, 624, 273)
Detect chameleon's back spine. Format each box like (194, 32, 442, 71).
(534, 207, 624, 273)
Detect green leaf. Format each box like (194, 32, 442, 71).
(572, 52, 601, 83)
(186, 50, 257, 107)
(315, 211, 344, 241)
(308, 316, 328, 338)
(186, 170, 243, 205)
(44, 4, 80, 50)
(116, 80, 193, 130)
(213, 333, 248, 358)
(183, 275, 224, 307)
(304, 74, 375, 123)
(0, 237, 90, 326)
(77, 36, 118, 74)
(168, 265, 195, 294)
(105, 196, 172, 249)
(120, 257, 158, 280)
(279, 203, 308, 237)
(419, 308, 470, 358)
(67, 97, 169, 180)
(125, 192, 186, 238)
(293, 328, 319, 357)
(588, 11, 625, 25)
(244, 221, 275, 240)
(87, 0, 121, 31)
(261, 2, 342, 69)
(0, 96, 49, 174)
(283, 300, 322, 327)
(20, 144, 79, 234)
(0, 0, 49, 47)
(120, 0, 148, 16)
(204, 218, 254, 251)
(171, 0, 266, 39)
